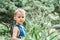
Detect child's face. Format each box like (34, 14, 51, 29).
(14, 11, 26, 25)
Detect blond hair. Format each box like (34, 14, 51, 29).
(14, 8, 26, 15)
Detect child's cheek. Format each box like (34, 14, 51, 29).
(23, 19, 25, 22)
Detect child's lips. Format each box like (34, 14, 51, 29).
(20, 21, 23, 22)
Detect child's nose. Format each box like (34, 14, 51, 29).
(20, 17, 22, 20)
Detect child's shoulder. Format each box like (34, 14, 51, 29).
(13, 25, 19, 31)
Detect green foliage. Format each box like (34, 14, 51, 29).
(0, 23, 11, 40)
(0, 23, 10, 35)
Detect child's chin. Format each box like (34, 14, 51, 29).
(18, 23, 22, 25)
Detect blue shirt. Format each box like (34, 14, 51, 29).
(14, 24, 26, 38)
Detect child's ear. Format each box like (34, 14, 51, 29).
(14, 16, 16, 21)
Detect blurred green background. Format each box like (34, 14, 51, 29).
(0, 0, 60, 40)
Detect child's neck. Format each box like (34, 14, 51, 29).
(16, 23, 23, 26)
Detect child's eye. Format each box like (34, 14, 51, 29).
(22, 16, 24, 18)
(18, 16, 20, 18)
